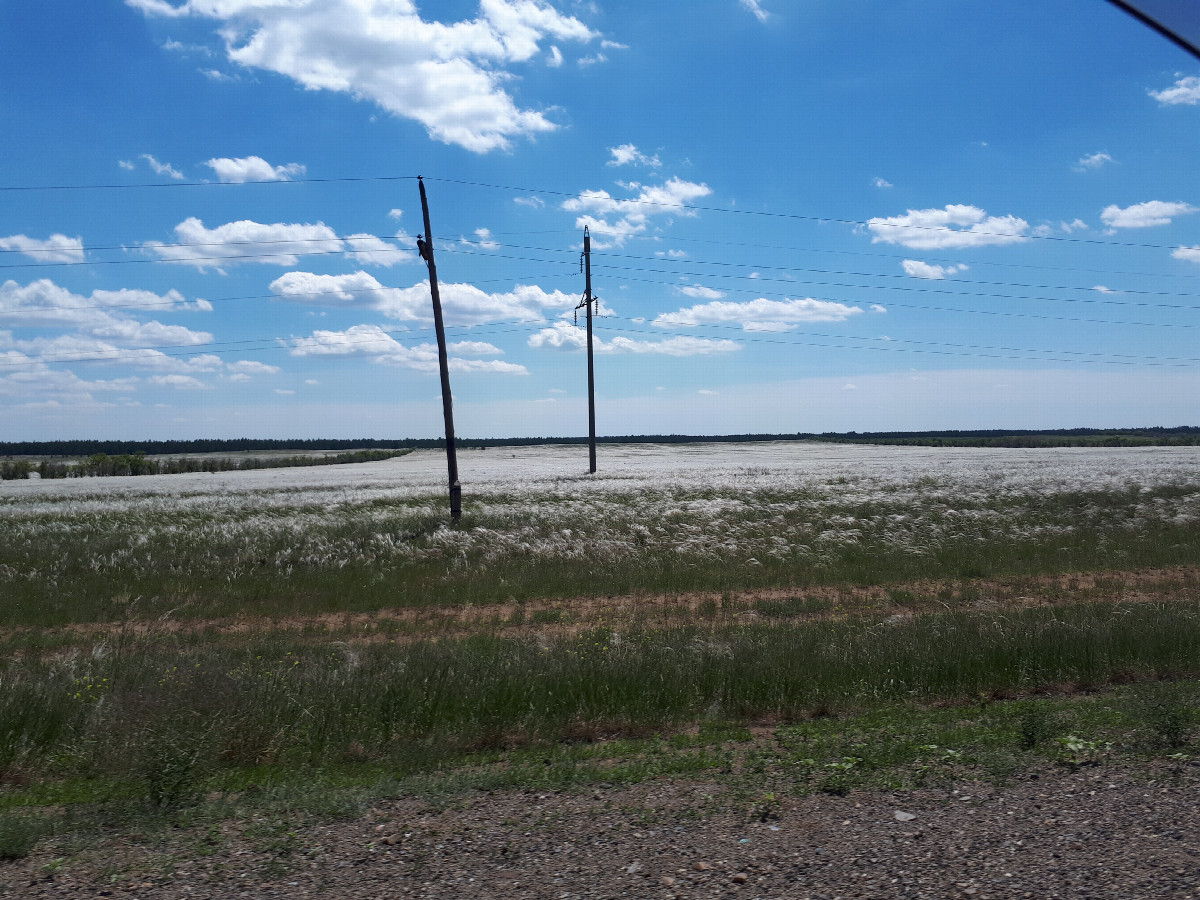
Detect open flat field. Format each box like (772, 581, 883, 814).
(3, 442, 1200, 897)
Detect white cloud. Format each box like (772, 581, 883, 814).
(562, 177, 712, 246)
(739, 0, 769, 22)
(206, 155, 305, 182)
(148, 374, 210, 389)
(144, 217, 343, 268)
(448, 340, 503, 355)
(1100, 200, 1197, 229)
(1173, 246, 1200, 263)
(546, 44, 563, 67)
(0, 279, 210, 344)
(1074, 151, 1112, 171)
(472, 227, 500, 251)
(677, 285, 725, 300)
(868, 205, 1030, 249)
(0, 234, 85, 264)
(528, 321, 740, 355)
(344, 233, 415, 267)
(607, 144, 661, 167)
(869, 304, 887, 313)
(0, 351, 139, 404)
(1150, 75, 1200, 105)
(227, 359, 281, 375)
(653, 297, 863, 332)
(901, 259, 968, 280)
(140, 153, 185, 179)
(514, 195, 546, 209)
(270, 272, 575, 325)
(872, 176, 892, 189)
(129, 0, 599, 153)
(290, 323, 526, 374)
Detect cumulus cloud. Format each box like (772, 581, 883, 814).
(206, 155, 305, 182)
(562, 177, 712, 246)
(607, 143, 661, 167)
(677, 285, 725, 300)
(1100, 200, 1197, 229)
(868, 205, 1029, 249)
(653, 297, 863, 332)
(270, 272, 575, 325)
(872, 176, 893, 189)
(290, 323, 526, 373)
(0, 351, 139, 404)
(227, 359, 281, 375)
(0, 234, 85, 264)
(1150, 75, 1200, 105)
(1173, 246, 1200, 263)
(0, 279, 210, 343)
(144, 217, 343, 268)
(344, 233, 416, 267)
(528, 321, 740, 355)
(129, 0, 599, 153)
(901, 259, 968, 280)
(148, 373, 211, 389)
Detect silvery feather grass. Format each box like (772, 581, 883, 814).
(1, 442, 1199, 626)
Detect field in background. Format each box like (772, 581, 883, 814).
(2, 441, 1200, 861)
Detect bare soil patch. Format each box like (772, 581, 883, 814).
(5, 762, 1199, 899)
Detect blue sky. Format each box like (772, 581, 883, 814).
(2, 0, 1199, 440)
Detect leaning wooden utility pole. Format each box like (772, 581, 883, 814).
(416, 177, 461, 520)
(576, 226, 597, 473)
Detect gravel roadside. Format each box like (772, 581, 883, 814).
(5, 764, 1199, 899)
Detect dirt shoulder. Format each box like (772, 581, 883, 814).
(5, 762, 1199, 899)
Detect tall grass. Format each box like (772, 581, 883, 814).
(2, 601, 1199, 798)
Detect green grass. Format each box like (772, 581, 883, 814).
(3, 677, 1197, 860)
(3, 462, 1200, 861)
(3, 601, 1199, 811)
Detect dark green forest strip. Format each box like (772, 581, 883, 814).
(1, 448, 411, 480)
(3, 426, 1199, 458)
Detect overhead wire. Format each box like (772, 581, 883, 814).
(2, 170, 1198, 253)
(4, 308, 1199, 372)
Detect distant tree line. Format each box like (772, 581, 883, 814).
(2, 427, 1198, 463)
(816, 426, 1200, 448)
(1, 449, 412, 480)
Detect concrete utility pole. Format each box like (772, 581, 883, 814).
(576, 226, 597, 473)
(417, 177, 461, 520)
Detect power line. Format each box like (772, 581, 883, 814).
(2, 170, 1197, 254)
(4, 311, 1199, 372)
